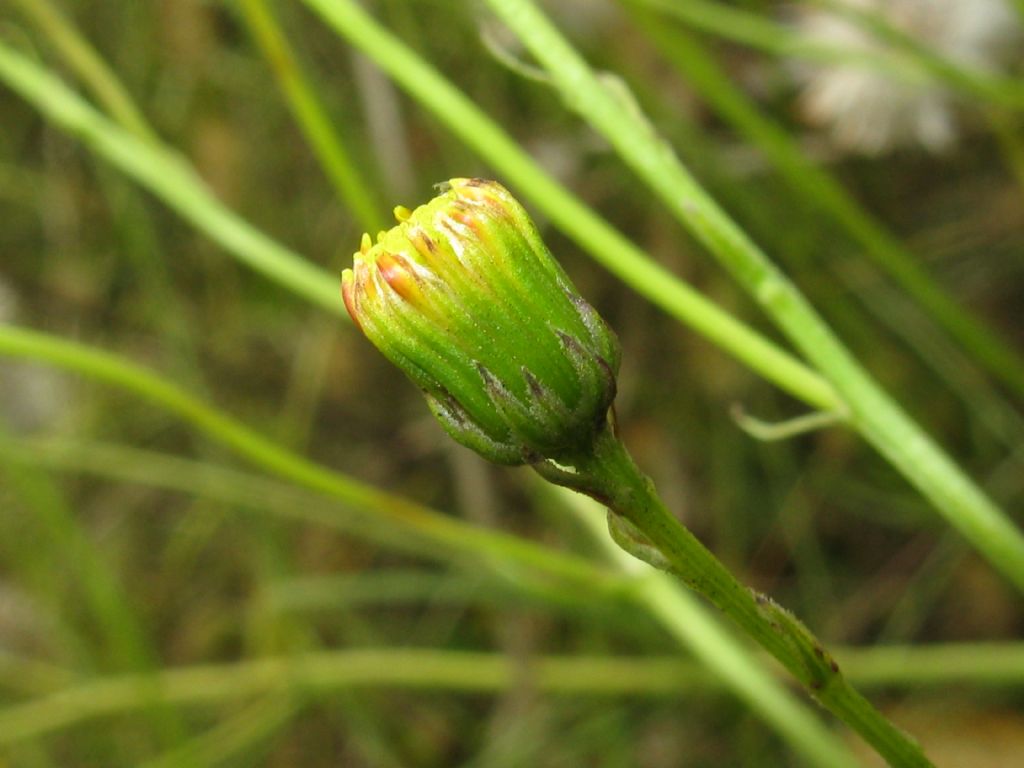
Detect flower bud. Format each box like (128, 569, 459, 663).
(342, 178, 620, 465)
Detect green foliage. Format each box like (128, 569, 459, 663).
(1, 0, 1022, 765)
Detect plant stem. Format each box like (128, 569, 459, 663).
(4, 641, 1024, 746)
(556, 427, 933, 768)
(0, 41, 341, 315)
(0, 649, 779, 746)
(553, 485, 860, 768)
(0, 427, 187, 748)
(484, 0, 1024, 595)
(9, 0, 156, 139)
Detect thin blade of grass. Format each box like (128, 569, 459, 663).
(9, 0, 155, 139)
(0, 41, 341, 314)
(2, 643, 1023, 746)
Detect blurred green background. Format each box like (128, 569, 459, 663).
(1, 0, 1023, 765)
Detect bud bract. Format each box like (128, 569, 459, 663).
(342, 178, 620, 465)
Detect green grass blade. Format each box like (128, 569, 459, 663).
(9, 0, 156, 139)
(3, 642, 1023, 747)
(0, 40, 341, 314)
(0, 436, 612, 606)
(138, 697, 297, 768)
(0, 431, 187, 747)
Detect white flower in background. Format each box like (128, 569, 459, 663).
(792, 0, 1022, 154)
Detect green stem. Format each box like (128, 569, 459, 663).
(559, 428, 932, 768)
(3, 640, 1022, 748)
(484, 0, 1024, 595)
(9, 0, 156, 139)
(0, 41, 341, 314)
(0, 334, 874, 764)
(0, 649, 778, 746)
(553, 486, 860, 768)
(0, 429, 188, 747)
